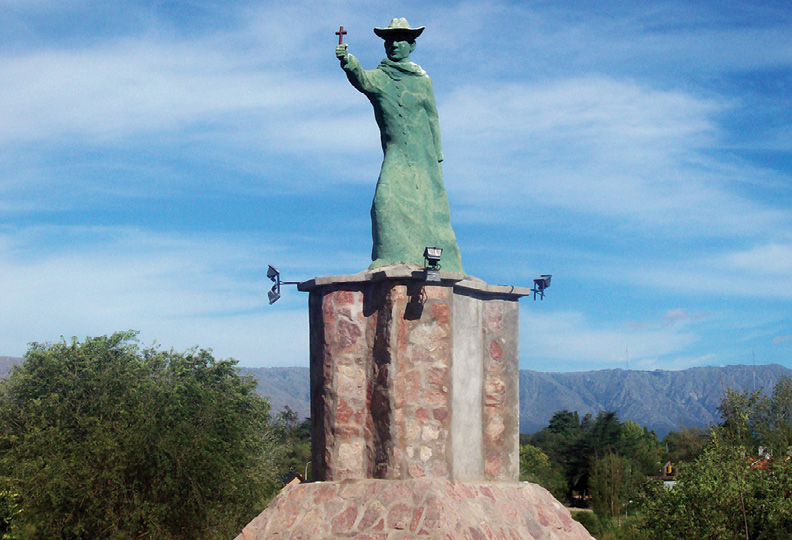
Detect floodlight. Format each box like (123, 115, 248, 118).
(423, 247, 443, 266)
(265, 264, 300, 305)
(532, 274, 552, 300)
(268, 288, 281, 305)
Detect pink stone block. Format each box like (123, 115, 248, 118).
(387, 502, 414, 530)
(411, 506, 425, 531)
(424, 388, 447, 407)
(431, 460, 448, 477)
(335, 399, 355, 424)
(381, 482, 411, 505)
(359, 500, 386, 530)
(423, 285, 448, 300)
(334, 425, 361, 438)
(485, 303, 503, 331)
(485, 454, 502, 477)
(335, 290, 357, 305)
(489, 339, 503, 361)
(331, 503, 360, 533)
(431, 302, 450, 323)
(408, 462, 426, 478)
(336, 318, 363, 351)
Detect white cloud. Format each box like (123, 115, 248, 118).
(0, 41, 347, 146)
(519, 308, 699, 369)
(722, 243, 792, 276)
(0, 226, 311, 366)
(440, 76, 789, 238)
(617, 242, 792, 300)
(628, 309, 711, 330)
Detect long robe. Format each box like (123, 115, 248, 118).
(341, 55, 463, 272)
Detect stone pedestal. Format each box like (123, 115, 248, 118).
(234, 265, 594, 540)
(235, 479, 593, 540)
(299, 265, 529, 483)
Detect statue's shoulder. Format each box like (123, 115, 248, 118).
(410, 62, 428, 77)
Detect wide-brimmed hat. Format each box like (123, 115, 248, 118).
(373, 18, 425, 40)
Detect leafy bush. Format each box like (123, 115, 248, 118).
(571, 509, 602, 536)
(641, 377, 792, 540)
(0, 331, 282, 540)
(519, 444, 567, 499)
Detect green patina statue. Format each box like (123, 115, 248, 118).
(336, 18, 464, 272)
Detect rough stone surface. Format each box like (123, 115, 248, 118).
(308, 274, 521, 482)
(234, 479, 594, 540)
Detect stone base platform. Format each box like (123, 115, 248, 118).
(234, 479, 594, 540)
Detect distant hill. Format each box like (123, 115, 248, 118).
(3, 355, 790, 437)
(0, 356, 23, 379)
(519, 364, 792, 436)
(239, 367, 312, 421)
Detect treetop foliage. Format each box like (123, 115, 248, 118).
(0, 331, 282, 540)
(525, 377, 792, 540)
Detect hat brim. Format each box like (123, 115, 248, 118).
(373, 26, 425, 40)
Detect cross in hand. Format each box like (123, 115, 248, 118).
(336, 26, 347, 45)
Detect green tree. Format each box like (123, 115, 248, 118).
(548, 410, 580, 439)
(642, 438, 792, 540)
(519, 444, 566, 499)
(569, 411, 624, 499)
(0, 486, 23, 540)
(0, 332, 282, 540)
(662, 426, 709, 464)
(589, 452, 640, 525)
(761, 376, 792, 454)
(620, 420, 661, 476)
(271, 407, 312, 481)
(717, 386, 767, 449)
(641, 377, 792, 540)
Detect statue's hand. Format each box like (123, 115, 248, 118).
(336, 44, 349, 62)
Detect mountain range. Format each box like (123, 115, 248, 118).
(2, 355, 789, 437)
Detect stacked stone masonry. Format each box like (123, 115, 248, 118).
(234, 479, 594, 540)
(305, 271, 522, 483)
(234, 269, 595, 539)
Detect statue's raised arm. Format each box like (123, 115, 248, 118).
(336, 18, 463, 273)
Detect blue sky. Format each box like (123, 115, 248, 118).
(1, 0, 791, 372)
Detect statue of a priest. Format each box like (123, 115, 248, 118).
(336, 18, 463, 272)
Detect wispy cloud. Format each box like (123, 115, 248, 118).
(629, 309, 711, 330)
(440, 76, 788, 240)
(618, 242, 792, 300)
(0, 225, 312, 365)
(519, 308, 700, 370)
(0, 41, 346, 146)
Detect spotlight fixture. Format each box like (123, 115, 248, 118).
(423, 246, 443, 283)
(266, 264, 300, 305)
(532, 274, 552, 301)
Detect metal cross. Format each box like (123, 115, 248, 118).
(336, 26, 347, 45)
